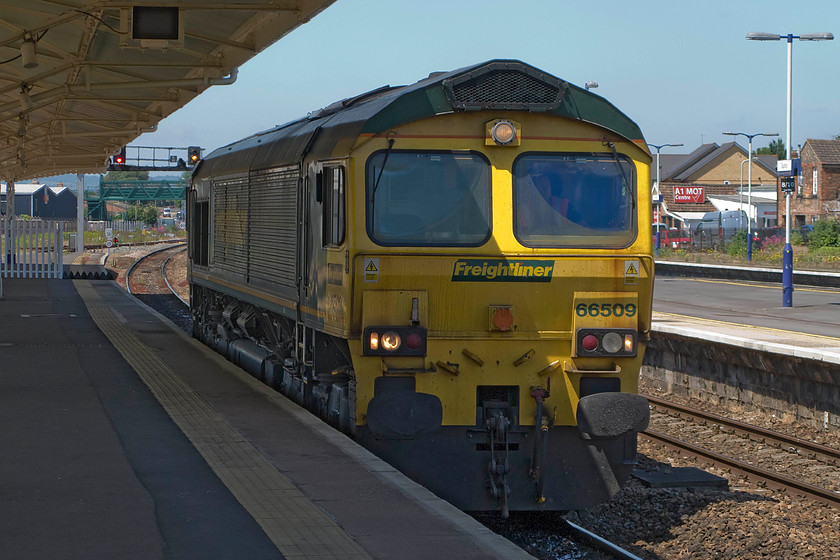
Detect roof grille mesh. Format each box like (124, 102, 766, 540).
(445, 67, 564, 111)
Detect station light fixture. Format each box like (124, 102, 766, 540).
(21, 37, 38, 69)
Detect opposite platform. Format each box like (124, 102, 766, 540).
(0, 278, 533, 560)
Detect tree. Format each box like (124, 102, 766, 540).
(754, 139, 786, 159)
(808, 218, 839, 249)
(124, 203, 159, 226)
(103, 170, 150, 181)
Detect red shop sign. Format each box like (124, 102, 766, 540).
(673, 186, 704, 203)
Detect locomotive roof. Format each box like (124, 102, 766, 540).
(195, 59, 649, 178)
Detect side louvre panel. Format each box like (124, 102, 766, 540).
(212, 174, 249, 280)
(249, 165, 299, 291)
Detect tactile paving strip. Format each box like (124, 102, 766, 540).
(74, 280, 371, 560)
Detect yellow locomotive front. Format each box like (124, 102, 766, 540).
(189, 60, 652, 516)
(344, 110, 652, 514)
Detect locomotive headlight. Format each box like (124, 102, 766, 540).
(363, 326, 427, 356)
(486, 119, 521, 146)
(601, 332, 623, 353)
(381, 331, 402, 351)
(575, 328, 637, 357)
(491, 120, 517, 145)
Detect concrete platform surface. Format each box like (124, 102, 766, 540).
(0, 278, 533, 560)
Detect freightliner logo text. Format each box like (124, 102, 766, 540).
(451, 259, 555, 282)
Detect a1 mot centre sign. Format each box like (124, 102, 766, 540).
(673, 186, 705, 203)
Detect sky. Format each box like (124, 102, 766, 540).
(135, 0, 840, 159)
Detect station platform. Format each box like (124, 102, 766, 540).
(0, 278, 533, 560)
(652, 310, 840, 364)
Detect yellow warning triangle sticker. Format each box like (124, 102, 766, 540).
(626, 263, 638, 275)
(365, 261, 378, 272)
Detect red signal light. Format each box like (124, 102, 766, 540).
(114, 147, 126, 165)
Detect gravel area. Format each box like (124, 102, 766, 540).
(562, 383, 840, 560)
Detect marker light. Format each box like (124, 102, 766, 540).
(406, 332, 423, 349)
(491, 120, 517, 145)
(369, 332, 379, 351)
(581, 334, 599, 352)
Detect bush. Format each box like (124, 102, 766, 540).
(726, 230, 748, 256)
(808, 219, 839, 249)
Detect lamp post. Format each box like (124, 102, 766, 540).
(747, 31, 833, 306)
(739, 158, 750, 230)
(722, 131, 778, 260)
(647, 143, 684, 255)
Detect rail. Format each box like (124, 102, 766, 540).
(642, 396, 840, 509)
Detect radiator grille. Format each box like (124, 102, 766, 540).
(445, 66, 565, 110)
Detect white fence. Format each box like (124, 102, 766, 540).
(85, 220, 145, 232)
(1, 218, 64, 278)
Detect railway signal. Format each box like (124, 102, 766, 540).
(114, 146, 126, 165)
(188, 146, 201, 165)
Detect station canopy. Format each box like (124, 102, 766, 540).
(0, 1, 335, 181)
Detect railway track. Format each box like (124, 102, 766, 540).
(125, 242, 187, 297)
(473, 511, 645, 560)
(561, 520, 645, 560)
(124, 243, 192, 332)
(642, 395, 840, 509)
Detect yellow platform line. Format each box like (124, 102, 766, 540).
(74, 280, 371, 560)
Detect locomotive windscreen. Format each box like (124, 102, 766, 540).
(513, 153, 636, 248)
(366, 151, 491, 246)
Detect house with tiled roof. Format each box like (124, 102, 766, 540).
(653, 142, 778, 228)
(790, 139, 840, 226)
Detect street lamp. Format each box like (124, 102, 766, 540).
(747, 31, 833, 306)
(739, 158, 750, 230)
(647, 143, 684, 255)
(722, 131, 778, 260)
(584, 81, 599, 91)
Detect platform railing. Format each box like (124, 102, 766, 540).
(1, 218, 64, 279)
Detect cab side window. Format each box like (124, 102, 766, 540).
(322, 166, 345, 247)
(190, 191, 210, 266)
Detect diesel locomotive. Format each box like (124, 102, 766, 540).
(188, 60, 653, 516)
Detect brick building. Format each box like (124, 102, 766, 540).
(653, 142, 777, 228)
(788, 139, 840, 226)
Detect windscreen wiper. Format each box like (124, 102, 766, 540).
(604, 140, 635, 209)
(370, 137, 395, 220)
